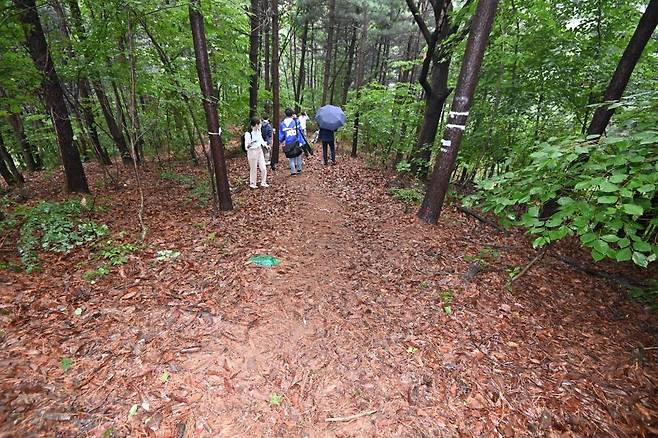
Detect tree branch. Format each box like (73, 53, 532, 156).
(405, 0, 432, 44)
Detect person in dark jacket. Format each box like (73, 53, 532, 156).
(261, 114, 273, 165)
(319, 127, 336, 165)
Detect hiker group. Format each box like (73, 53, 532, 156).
(243, 105, 344, 189)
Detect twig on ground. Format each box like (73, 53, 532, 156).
(510, 248, 547, 284)
(325, 409, 377, 423)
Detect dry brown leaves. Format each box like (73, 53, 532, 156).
(0, 144, 657, 437)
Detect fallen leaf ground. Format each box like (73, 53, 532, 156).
(1, 145, 657, 437)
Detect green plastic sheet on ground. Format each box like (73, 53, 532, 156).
(249, 254, 281, 267)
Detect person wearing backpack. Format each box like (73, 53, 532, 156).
(261, 114, 273, 166)
(244, 116, 268, 189)
(278, 107, 305, 176)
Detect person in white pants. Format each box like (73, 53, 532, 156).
(245, 117, 268, 189)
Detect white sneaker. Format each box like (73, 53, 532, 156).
(260, 182, 269, 188)
(249, 184, 257, 189)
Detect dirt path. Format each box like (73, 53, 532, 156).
(1, 152, 657, 437)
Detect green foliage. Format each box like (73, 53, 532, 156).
(100, 241, 137, 266)
(345, 82, 424, 166)
(82, 265, 110, 282)
(10, 200, 108, 273)
(467, 127, 658, 267)
(60, 357, 73, 371)
(268, 392, 283, 407)
(389, 187, 424, 205)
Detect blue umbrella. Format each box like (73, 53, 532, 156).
(315, 105, 346, 131)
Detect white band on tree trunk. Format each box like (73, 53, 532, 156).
(449, 111, 469, 117)
(446, 124, 466, 131)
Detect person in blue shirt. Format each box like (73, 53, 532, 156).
(278, 108, 305, 175)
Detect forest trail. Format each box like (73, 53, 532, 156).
(1, 150, 658, 437)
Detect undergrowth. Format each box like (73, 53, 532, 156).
(6, 199, 108, 273)
(160, 169, 210, 207)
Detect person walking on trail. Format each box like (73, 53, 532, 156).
(279, 107, 305, 176)
(319, 127, 336, 165)
(261, 114, 273, 166)
(245, 116, 269, 189)
(298, 111, 309, 136)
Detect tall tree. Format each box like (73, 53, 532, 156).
(321, 0, 337, 104)
(295, 18, 310, 108)
(418, 0, 499, 224)
(270, 0, 281, 169)
(586, 0, 658, 136)
(249, 0, 261, 118)
(263, 0, 271, 91)
(0, 86, 43, 170)
(189, 0, 233, 211)
(13, 0, 89, 193)
(351, 9, 369, 158)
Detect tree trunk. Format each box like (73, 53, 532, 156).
(341, 24, 357, 106)
(587, 0, 658, 136)
(321, 0, 337, 104)
(189, 0, 232, 211)
(296, 19, 309, 108)
(93, 81, 132, 164)
(14, 0, 88, 193)
(351, 11, 369, 157)
(263, 0, 271, 91)
(0, 130, 24, 185)
(270, 0, 281, 168)
(79, 79, 112, 165)
(2, 105, 42, 171)
(249, 0, 260, 118)
(419, 0, 499, 224)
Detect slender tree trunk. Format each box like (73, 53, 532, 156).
(587, 0, 658, 136)
(0, 130, 24, 185)
(93, 81, 132, 163)
(189, 0, 232, 211)
(1, 101, 42, 170)
(13, 0, 88, 193)
(249, 0, 260, 118)
(296, 19, 309, 108)
(79, 79, 112, 165)
(263, 0, 271, 91)
(321, 0, 337, 104)
(341, 24, 357, 106)
(419, 0, 499, 224)
(270, 0, 281, 168)
(351, 11, 369, 157)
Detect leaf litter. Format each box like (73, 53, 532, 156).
(0, 145, 657, 436)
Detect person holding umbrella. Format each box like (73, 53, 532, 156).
(315, 105, 346, 166)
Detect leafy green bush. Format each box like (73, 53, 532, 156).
(467, 130, 657, 267)
(12, 200, 108, 272)
(100, 241, 136, 265)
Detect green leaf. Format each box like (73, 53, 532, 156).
(609, 174, 627, 184)
(269, 393, 283, 406)
(600, 234, 619, 243)
(60, 357, 73, 371)
(622, 204, 644, 216)
(592, 249, 606, 261)
(128, 404, 138, 417)
(597, 196, 618, 204)
(615, 248, 632, 262)
(580, 233, 597, 244)
(618, 238, 631, 248)
(598, 181, 619, 192)
(74, 307, 83, 316)
(443, 305, 452, 315)
(633, 240, 652, 252)
(160, 371, 170, 383)
(632, 252, 648, 268)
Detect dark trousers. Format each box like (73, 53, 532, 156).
(322, 141, 335, 164)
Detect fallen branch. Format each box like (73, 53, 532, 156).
(510, 248, 547, 284)
(325, 409, 377, 423)
(549, 252, 646, 288)
(455, 205, 509, 235)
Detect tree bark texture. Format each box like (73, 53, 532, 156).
(419, 0, 499, 224)
(189, 0, 233, 211)
(14, 0, 88, 193)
